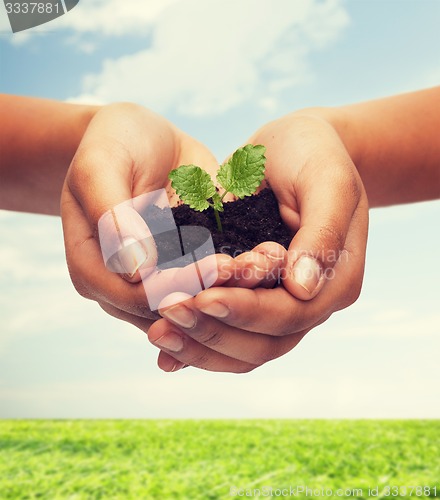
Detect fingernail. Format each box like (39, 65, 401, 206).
(155, 332, 184, 353)
(161, 306, 196, 329)
(170, 362, 188, 372)
(160, 357, 185, 372)
(264, 253, 285, 262)
(171, 362, 186, 372)
(118, 237, 147, 277)
(291, 256, 323, 294)
(198, 302, 230, 318)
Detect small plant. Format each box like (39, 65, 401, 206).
(168, 144, 266, 232)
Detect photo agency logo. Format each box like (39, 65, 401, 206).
(98, 189, 218, 311)
(4, 0, 79, 33)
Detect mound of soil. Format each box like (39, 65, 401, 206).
(142, 189, 293, 268)
(172, 188, 293, 256)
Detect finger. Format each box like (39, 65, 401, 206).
(140, 254, 238, 311)
(148, 318, 257, 373)
(194, 232, 363, 336)
(247, 241, 287, 288)
(284, 145, 364, 300)
(330, 197, 369, 312)
(153, 297, 305, 364)
(195, 286, 309, 335)
(224, 245, 285, 289)
(157, 351, 187, 373)
(252, 241, 287, 261)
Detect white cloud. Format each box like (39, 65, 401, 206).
(2, 0, 349, 115)
(70, 0, 349, 116)
(65, 93, 106, 105)
(0, 214, 65, 282)
(56, 0, 181, 37)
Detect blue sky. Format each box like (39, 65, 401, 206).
(0, 0, 439, 418)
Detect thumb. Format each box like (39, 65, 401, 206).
(283, 162, 362, 301)
(98, 199, 159, 282)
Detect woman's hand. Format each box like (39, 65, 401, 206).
(61, 103, 228, 327)
(148, 111, 369, 372)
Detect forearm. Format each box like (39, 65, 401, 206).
(302, 88, 440, 207)
(0, 95, 99, 215)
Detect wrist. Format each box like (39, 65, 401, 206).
(288, 106, 362, 165)
(0, 96, 100, 215)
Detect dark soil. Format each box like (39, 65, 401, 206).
(143, 189, 293, 269)
(174, 188, 292, 255)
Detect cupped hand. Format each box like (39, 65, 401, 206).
(148, 111, 369, 372)
(61, 103, 270, 329)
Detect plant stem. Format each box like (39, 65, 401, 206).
(213, 208, 223, 233)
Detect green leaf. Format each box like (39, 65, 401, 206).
(169, 165, 216, 212)
(216, 144, 266, 199)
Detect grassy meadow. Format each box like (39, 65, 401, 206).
(0, 420, 439, 499)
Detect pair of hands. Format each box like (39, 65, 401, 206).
(61, 103, 368, 373)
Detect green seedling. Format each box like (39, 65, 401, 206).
(168, 144, 266, 232)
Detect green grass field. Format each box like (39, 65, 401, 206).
(0, 420, 439, 499)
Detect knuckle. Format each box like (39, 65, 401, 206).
(187, 353, 211, 370)
(69, 145, 126, 193)
(344, 171, 362, 203)
(196, 329, 224, 347)
(68, 150, 95, 187)
(317, 222, 346, 254)
(332, 162, 362, 203)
